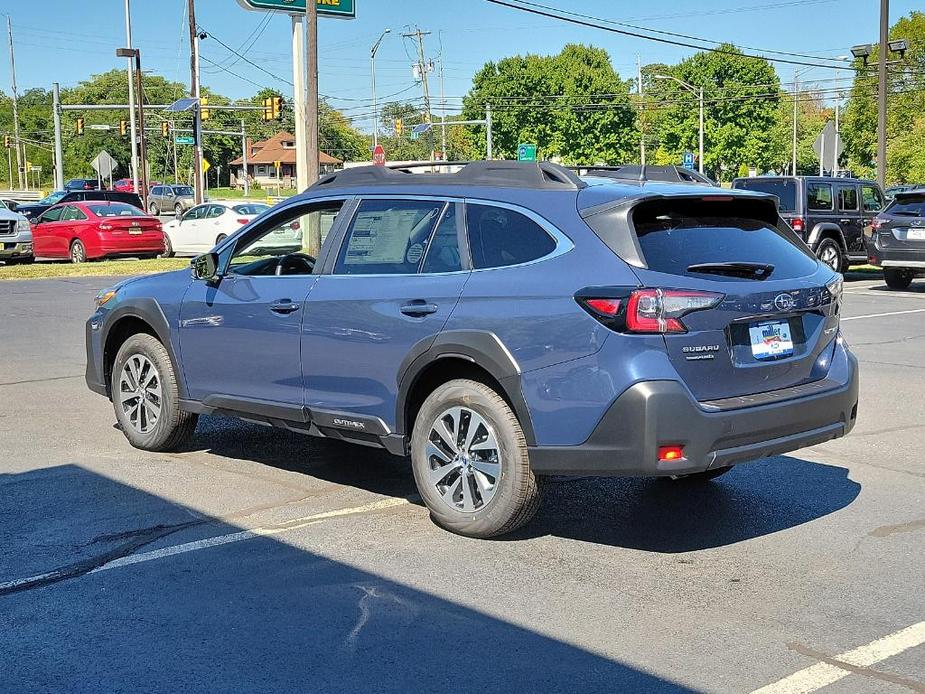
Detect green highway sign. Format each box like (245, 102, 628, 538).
(175, 136, 195, 145)
(235, 0, 355, 18)
(517, 143, 537, 161)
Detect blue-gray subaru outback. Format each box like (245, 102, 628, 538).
(86, 161, 858, 538)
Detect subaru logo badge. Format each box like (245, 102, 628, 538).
(774, 293, 796, 311)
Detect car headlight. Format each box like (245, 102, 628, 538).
(16, 218, 29, 233)
(95, 288, 118, 308)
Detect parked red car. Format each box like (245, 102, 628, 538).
(32, 201, 164, 263)
(111, 179, 162, 193)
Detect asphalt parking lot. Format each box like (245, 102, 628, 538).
(1, 273, 923, 693)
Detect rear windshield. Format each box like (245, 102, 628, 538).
(733, 179, 797, 212)
(233, 203, 270, 215)
(887, 194, 925, 216)
(630, 199, 818, 281)
(89, 203, 146, 217)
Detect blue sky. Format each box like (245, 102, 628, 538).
(2, 0, 919, 133)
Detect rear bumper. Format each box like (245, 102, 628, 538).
(529, 345, 858, 477)
(866, 235, 925, 269)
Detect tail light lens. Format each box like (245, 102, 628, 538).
(870, 217, 883, 230)
(790, 217, 805, 234)
(236, 218, 250, 225)
(578, 288, 723, 334)
(99, 223, 113, 232)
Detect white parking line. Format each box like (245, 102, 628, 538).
(0, 497, 410, 592)
(842, 308, 925, 321)
(751, 620, 925, 694)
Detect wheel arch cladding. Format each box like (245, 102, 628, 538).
(810, 223, 846, 250)
(102, 300, 187, 398)
(396, 330, 536, 445)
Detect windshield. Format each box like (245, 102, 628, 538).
(733, 179, 797, 212)
(233, 203, 270, 215)
(39, 191, 67, 205)
(88, 203, 146, 217)
(171, 186, 194, 196)
(887, 194, 925, 216)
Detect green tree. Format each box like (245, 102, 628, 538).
(461, 44, 637, 163)
(648, 45, 780, 181)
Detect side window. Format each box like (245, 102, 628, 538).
(334, 199, 444, 275)
(152, 187, 162, 196)
(466, 203, 556, 269)
(62, 205, 86, 221)
(861, 185, 883, 213)
(421, 203, 462, 273)
(837, 185, 858, 212)
(184, 205, 206, 221)
(207, 205, 225, 219)
(807, 183, 833, 211)
(229, 199, 345, 276)
(39, 207, 63, 223)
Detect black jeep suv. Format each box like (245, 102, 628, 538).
(733, 176, 885, 273)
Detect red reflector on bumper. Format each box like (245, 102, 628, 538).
(658, 446, 685, 461)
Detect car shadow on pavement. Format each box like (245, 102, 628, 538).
(183, 417, 861, 554)
(515, 457, 861, 552)
(0, 464, 695, 693)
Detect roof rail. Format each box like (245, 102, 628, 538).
(569, 164, 717, 187)
(312, 160, 587, 190)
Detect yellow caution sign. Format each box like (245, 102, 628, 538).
(202, 158, 211, 173)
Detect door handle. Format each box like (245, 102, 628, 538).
(400, 300, 438, 317)
(270, 300, 300, 315)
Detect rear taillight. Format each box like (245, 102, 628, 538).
(790, 217, 805, 234)
(236, 218, 249, 225)
(99, 223, 113, 232)
(578, 288, 723, 334)
(871, 218, 883, 230)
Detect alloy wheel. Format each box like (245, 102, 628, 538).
(118, 354, 162, 435)
(426, 406, 502, 513)
(70, 241, 86, 263)
(819, 244, 840, 271)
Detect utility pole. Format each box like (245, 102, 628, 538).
(876, 0, 889, 189)
(132, 52, 149, 210)
(370, 29, 390, 149)
(241, 120, 249, 197)
(291, 14, 307, 190)
(637, 55, 645, 166)
(171, 119, 179, 183)
(403, 27, 433, 123)
(439, 55, 447, 159)
(485, 103, 493, 160)
(187, 0, 204, 203)
(306, 1, 319, 186)
(792, 70, 799, 175)
(7, 17, 23, 190)
(52, 83, 64, 189)
(124, 0, 140, 194)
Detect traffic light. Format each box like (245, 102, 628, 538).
(395, 118, 403, 136)
(120, 120, 128, 137)
(271, 96, 281, 119)
(262, 97, 273, 121)
(3, 135, 9, 148)
(200, 97, 210, 121)
(161, 121, 170, 137)
(76, 117, 84, 136)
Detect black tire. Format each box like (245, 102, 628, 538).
(18, 257, 34, 265)
(161, 234, 174, 258)
(884, 268, 914, 290)
(174, 203, 183, 216)
(815, 238, 843, 273)
(667, 465, 734, 483)
(69, 239, 86, 264)
(111, 333, 198, 452)
(149, 203, 160, 216)
(410, 379, 541, 538)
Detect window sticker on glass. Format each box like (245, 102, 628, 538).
(344, 206, 437, 266)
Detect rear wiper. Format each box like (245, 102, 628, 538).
(687, 262, 775, 280)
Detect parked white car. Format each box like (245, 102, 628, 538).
(161, 202, 274, 256)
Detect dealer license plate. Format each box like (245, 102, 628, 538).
(749, 320, 794, 360)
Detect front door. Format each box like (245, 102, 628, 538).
(301, 198, 469, 430)
(178, 198, 349, 412)
(32, 206, 66, 257)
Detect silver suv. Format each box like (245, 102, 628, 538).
(148, 185, 196, 216)
(0, 200, 33, 265)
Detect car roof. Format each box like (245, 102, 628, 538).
(733, 175, 878, 185)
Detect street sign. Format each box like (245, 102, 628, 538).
(202, 158, 211, 174)
(90, 150, 118, 178)
(813, 121, 843, 172)
(517, 143, 537, 162)
(372, 143, 386, 167)
(682, 151, 695, 169)
(175, 136, 195, 145)
(235, 0, 355, 18)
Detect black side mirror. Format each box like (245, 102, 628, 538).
(191, 252, 220, 281)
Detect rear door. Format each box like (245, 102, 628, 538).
(835, 183, 864, 255)
(301, 197, 469, 428)
(623, 196, 840, 402)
